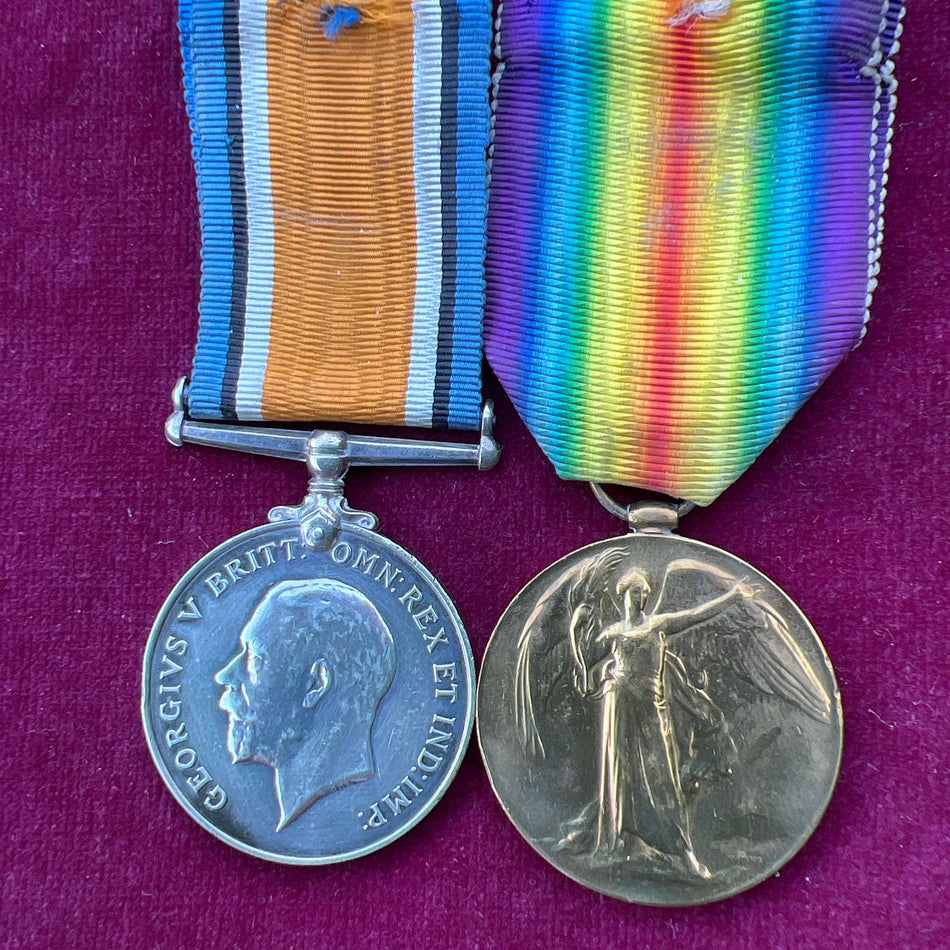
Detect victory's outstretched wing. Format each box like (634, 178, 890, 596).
(652, 559, 833, 722)
(514, 548, 626, 758)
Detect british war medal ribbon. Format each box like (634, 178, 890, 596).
(182, 0, 491, 429)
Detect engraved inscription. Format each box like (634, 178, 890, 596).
(359, 714, 456, 830)
(153, 635, 228, 812)
(514, 550, 834, 879)
(330, 540, 453, 653)
(215, 579, 396, 831)
(177, 598, 202, 622)
(433, 662, 459, 703)
(205, 540, 299, 599)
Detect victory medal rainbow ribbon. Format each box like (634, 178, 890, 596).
(486, 0, 904, 505)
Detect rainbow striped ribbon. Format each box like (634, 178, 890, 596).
(180, 0, 492, 428)
(486, 0, 904, 505)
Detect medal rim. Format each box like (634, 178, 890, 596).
(476, 532, 843, 905)
(143, 520, 476, 866)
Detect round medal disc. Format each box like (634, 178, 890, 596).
(477, 533, 842, 905)
(143, 521, 474, 864)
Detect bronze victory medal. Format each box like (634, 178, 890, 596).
(143, 520, 474, 864)
(477, 532, 842, 905)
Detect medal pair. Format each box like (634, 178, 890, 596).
(143, 0, 904, 903)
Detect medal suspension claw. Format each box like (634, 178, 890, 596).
(269, 430, 378, 551)
(164, 379, 501, 551)
(590, 483, 695, 535)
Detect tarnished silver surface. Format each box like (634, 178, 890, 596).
(478, 531, 842, 905)
(145, 380, 489, 861)
(143, 519, 474, 863)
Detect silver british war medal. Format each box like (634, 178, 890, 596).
(477, 0, 903, 903)
(142, 1, 495, 862)
(144, 396, 498, 862)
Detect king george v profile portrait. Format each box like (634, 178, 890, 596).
(215, 578, 397, 831)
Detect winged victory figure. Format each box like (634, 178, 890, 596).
(514, 549, 833, 879)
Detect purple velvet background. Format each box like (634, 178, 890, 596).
(2, 2, 948, 947)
